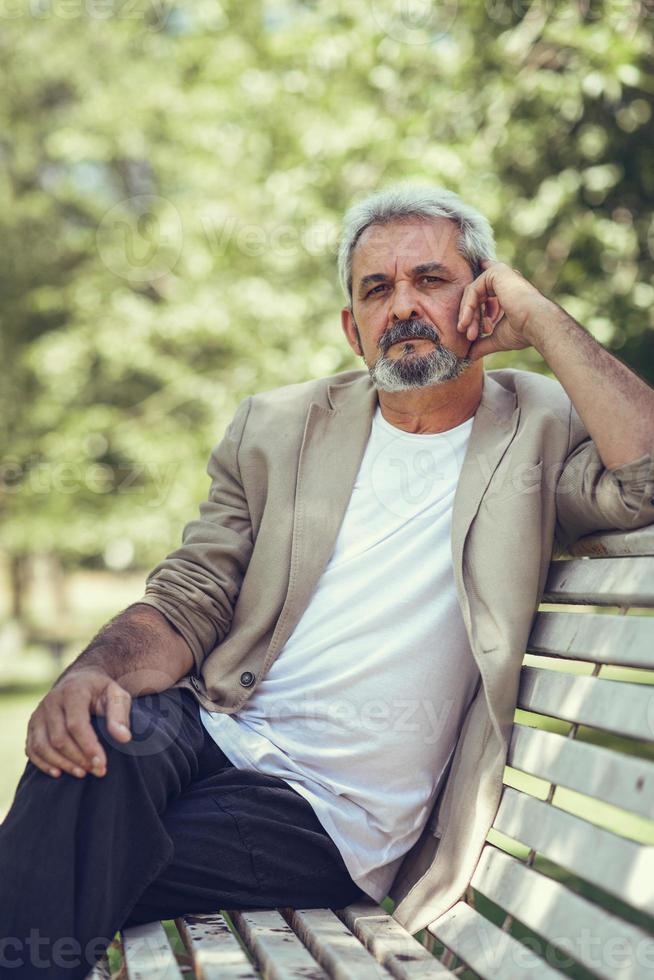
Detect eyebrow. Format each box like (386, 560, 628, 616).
(357, 261, 454, 296)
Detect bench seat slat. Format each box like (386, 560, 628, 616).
(428, 902, 562, 979)
(230, 908, 328, 979)
(528, 611, 654, 667)
(493, 787, 654, 912)
(86, 953, 111, 979)
(471, 845, 654, 980)
(336, 900, 456, 978)
(121, 921, 182, 979)
(518, 667, 653, 740)
(508, 725, 654, 817)
(284, 907, 392, 979)
(176, 912, 259, 978)
(543, 557, 654, 606)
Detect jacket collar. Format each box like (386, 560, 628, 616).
(326, 367, 516, 423)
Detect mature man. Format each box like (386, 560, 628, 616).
(2, 185, 653, 978)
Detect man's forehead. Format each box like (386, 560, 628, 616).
(352, 217, 462, 275)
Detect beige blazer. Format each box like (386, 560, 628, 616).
(139, 367, 654, 935)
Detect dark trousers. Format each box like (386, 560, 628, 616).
(0, 687, 366, 979)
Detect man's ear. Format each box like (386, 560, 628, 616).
(341, 307, 363, 356)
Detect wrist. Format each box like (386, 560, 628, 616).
(522, 295, 562, 350)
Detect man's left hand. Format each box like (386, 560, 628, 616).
(457, 259, 551, 361)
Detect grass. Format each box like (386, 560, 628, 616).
(0, 679, 52, 815)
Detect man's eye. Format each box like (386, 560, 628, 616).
(422, 276, 443, 284)
(366, 284, 388, 297)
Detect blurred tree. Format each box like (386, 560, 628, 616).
(0, 0, 652, 612)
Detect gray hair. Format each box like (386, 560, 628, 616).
(337, 184, 496, 305)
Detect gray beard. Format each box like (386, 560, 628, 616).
(367, 324, 471, 393)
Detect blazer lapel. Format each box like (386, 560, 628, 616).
(267, 373, 377, 659)
(451, 373, 520, 619)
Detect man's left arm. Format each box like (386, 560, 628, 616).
(459, 258, 654, 469)
(457, 259, 654, 539)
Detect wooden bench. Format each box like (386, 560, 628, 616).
(90, 524, 654, 978)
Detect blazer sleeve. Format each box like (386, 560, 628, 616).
(553, 400, 654, 551)
(135, 396, 254, 673)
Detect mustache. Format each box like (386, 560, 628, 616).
(378, 318, 440, 354)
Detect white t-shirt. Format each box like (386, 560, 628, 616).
(200, 403, 480, 900)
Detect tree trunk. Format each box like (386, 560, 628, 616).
(9, 553, 29, 622)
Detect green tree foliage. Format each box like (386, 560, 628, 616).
(1, 0, 652, 573)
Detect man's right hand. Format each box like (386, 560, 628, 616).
(25, 669, 133, 779)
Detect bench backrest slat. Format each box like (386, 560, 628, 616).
(518, 666, 654, 740)
(471, 844, 653, 980)
(528, 611, 654, 667)
(431, 901, 562, 979)
(508, 724, 654, 818)
(544, 556, 654, 606)
(568, 527, 654, 558)
(493, 786, 654, 913)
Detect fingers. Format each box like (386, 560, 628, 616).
(458, 274, 495, 334)
(27, 704, 104, 779)
(59, 700, 109, 774)
(458, 301, 494, 344)
(27, 745, 61, 778)
(50, 685, 108, 774)
(44, 703, 104, 775)
(102, 682, 133, 743)
(26, 737, 85, 780)
(26, 714, 86, 779)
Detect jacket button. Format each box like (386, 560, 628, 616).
(239, 671, 255, 688)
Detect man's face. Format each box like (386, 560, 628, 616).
(341, 217, 478, 391)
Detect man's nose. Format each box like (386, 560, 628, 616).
(390, 283, 420, 322)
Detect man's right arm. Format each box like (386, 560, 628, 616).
(26, 394, 255, 781)
(25, 603, 194, 781)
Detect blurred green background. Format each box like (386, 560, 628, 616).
(1, 0, 653, 815)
